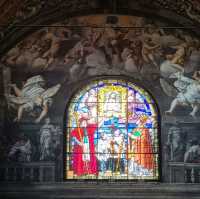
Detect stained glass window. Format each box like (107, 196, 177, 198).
(65, 79, 160, 180)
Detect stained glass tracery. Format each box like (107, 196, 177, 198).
(65, 79, 159, 180)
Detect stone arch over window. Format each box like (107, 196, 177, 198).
(65, 77, 160, 180)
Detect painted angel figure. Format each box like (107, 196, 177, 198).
(6, 75, 61, 123)
(161, 71, 200, 118)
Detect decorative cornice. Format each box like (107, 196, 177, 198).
(0, 0, 200, 28)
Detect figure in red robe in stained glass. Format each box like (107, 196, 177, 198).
(128, 115, 155, 175)
(70, 118, 98, 176)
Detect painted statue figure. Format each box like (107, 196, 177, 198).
(8, 135, 32, 162)
(166, 126, 185, 162)
(39, 117, 57, 161)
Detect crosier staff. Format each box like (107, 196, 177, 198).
(74, 112, 83, 143)
(116, 136, 124, 172)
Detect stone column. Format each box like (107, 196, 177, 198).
(0, 65, 4, 135)
(0, 65, 11, 135)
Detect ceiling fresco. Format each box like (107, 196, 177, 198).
(2, 15, 200, 121)
(0, 0, 199, 56)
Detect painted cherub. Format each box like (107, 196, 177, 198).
(142, 37, 160, 68)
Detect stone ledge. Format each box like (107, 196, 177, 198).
(1, 183, 200, 199)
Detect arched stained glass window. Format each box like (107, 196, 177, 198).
(65, 79, 160, 180)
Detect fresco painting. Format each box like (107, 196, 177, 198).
(0, 15, 200, 182)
